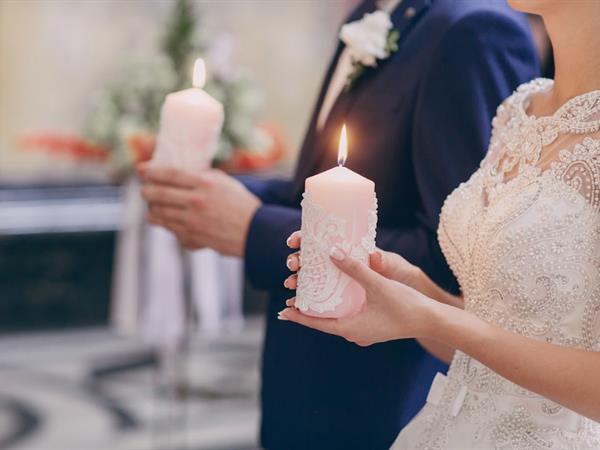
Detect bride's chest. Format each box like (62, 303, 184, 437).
(439, 168, 600, 345)
(442, 167, 600, 285)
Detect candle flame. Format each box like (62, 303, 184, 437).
(192, 58, 206, 88)
(337, 124, 348, 166)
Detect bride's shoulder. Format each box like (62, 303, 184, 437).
(492, 78, 552, 129)
(498, 78, 551, 112)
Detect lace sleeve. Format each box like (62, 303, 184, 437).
(540, 92, 600, 211)
(548, 136, 600, 212)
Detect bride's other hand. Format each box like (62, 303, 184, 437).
(367, 248, 421, 287)
(370, 249, 462, 308)
(283, 231, 461, 310)
(279, 247, 435, 346)
(283, 231, 420, 292)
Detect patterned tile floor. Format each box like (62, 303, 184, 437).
(0, 318, 263, 450)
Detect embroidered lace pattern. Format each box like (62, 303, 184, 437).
(394, 79, 600, 449)
(296, 192, 377, 313)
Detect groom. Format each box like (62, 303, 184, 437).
(140, 0, 539, 448)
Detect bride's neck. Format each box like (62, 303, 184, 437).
(543, 11, 600, 104)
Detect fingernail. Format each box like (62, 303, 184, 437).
(330, 246, 346, 261)
(277, 310, 289, 321)
(283, 278, 289, 288)
(286, 236, 292, 247)
(286, 257, 293, 270)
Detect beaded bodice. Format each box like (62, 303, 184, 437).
(423, 79, 600, 449)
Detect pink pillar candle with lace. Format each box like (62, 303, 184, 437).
(152, 58, 224, 170)
(296, 125, 378, 318)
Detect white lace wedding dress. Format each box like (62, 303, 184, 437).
(392, 79, 600, 449)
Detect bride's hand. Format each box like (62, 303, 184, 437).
(283, 231, 422, 291)
(279, 245, 436, 346)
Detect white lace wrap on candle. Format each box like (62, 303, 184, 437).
(296, 191, 378, 313)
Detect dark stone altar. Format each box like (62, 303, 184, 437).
(0, 184, 122, 332)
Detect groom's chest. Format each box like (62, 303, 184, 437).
(295, 0, 441, 217)
(308, 46, 428, 212)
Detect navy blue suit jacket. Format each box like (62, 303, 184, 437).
(242, 1, 539, 448)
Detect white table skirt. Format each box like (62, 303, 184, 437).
(111, 178, 244, 351)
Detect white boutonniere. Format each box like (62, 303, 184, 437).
(339, 10, 400, 91)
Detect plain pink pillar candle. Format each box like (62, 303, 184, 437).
(152, 58, 224, 171)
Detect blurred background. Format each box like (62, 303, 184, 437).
(0, 1, 553, 449)
(0, 1, 356, 449)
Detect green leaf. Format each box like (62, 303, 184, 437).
(161, 0, 200, 89)
(344, 62, 366, 92)
(385, 29, 401, 54)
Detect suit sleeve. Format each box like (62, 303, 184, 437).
(244, 204, 301, 290)
(236, 175, 301, 289)
(237, 175, 293, 205)
(380, 11, 539, 292)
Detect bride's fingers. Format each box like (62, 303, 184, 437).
(286, 252, 301, 271)
(278, 307, 341, 336)
(369, 250, 386, 274)
(286, 231, 301, 249)
(330, 246, 382, 291)
(369, 249, 401, 279)
(286, 298, 296, 307)
(283, 274, 298, 290)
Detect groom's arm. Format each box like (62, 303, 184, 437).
(245, 204, 301, 290)
(236, 175, 293, 205)
(380, 11, 539, 293)
(236, 175, 301, 290)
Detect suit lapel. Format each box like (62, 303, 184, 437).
(293, 1, 376, 184)
(294, 0, 432, 190)
(325, 0, 432, 130)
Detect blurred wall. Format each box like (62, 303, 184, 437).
(0, 0, 359, 176)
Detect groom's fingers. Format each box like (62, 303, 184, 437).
(278, 308, 341, 336)
(330, 247, 382, 290)
(286, 231, 301, 249)
(149, 205, 186, 225)
(140, 166, 207, 189)
(142, 185, 192, 207)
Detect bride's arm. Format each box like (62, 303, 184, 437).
(279, 249, 600, 422)
(431, 302, 600, 422)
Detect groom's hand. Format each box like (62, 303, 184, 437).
(138, 165, 261, 257)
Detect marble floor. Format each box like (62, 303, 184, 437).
(0, 318, 264, 450)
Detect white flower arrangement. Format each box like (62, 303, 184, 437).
(339, 10, 400, 91)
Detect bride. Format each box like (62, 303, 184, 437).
(278, 0, 600, 448)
